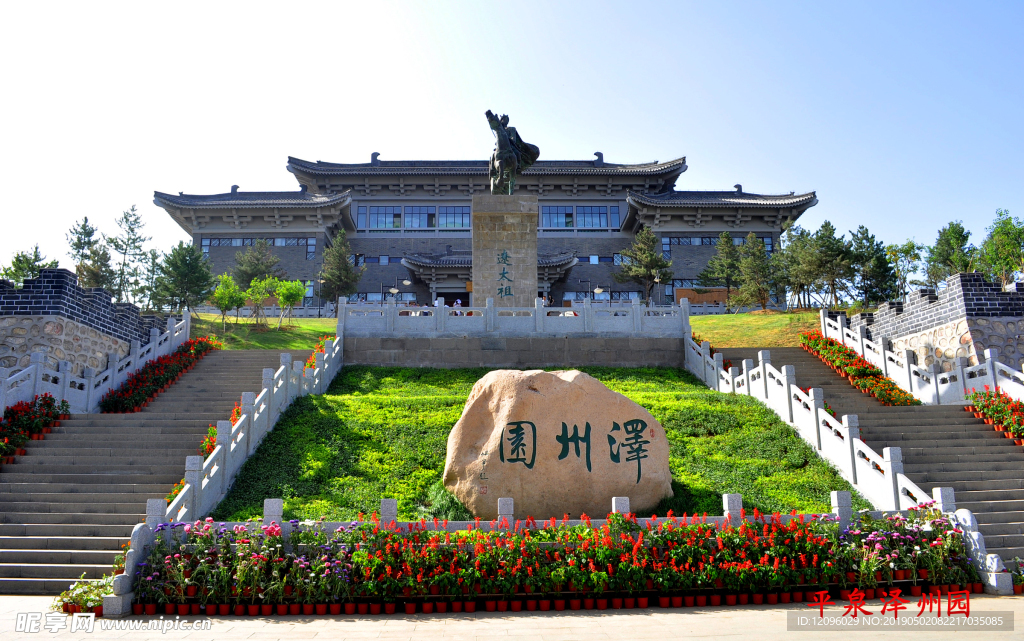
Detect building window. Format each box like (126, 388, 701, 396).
(733, 237, 744, 245)
(599, 256, 613, 263)
(609, 206, 620, 229)
(379, 255, 390, 266)
(200, 238, 210, 255)
(661, 237, 671, 260)
(348, 293, 368, 302)
(306, 237, 316, 260)
(613, 253, 632, 266)
(589, 255, 599, 265)
(577, 206, 608, 228)
(541, 206, 573, 228)
(285, 238, 299, 247)
(701, 237, 718, 246)
(357, 206, 367, 229)
(405, 206, 435, 229)
(369, 206, 402, 229)
(349, 254, 365, 267)
(610, 291, 640, 301)
(762, 236, 774, 252)
(364, 257, 379, 264)
(438, 206, 471, 228)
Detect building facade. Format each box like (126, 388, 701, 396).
(155, 152, 816, 307)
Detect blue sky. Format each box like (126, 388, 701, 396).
(0, 1, 1020, 268)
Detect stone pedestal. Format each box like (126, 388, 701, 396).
(471, 194, 538, 308)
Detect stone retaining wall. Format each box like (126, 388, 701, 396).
(343, 336, 684, 368)
(0, 315, 128, 375)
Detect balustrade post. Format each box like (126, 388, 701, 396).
(831, 491, 852, 532)
(713, 353, 724, 392)
(385, 300, 396, 333)
(146, 499, 166, 530)
(184, 455, 203, 518)
(819, 308, 828, 337)
(930, 363, 942, 405)
(57, 360, 72, 405)
(757, 350, 771, 399)
(497, 497, 514, 523)
(262, 368, 276, 426)
(241, 392, 257, 456)
(877, 335, 890, 376)
(983, 348, 1000, 391)
(631, 298, 642, 334)
(583, 297, 592, 333)
(280, 354, 292, 400)
(741, 359, 754, 398)
(882, 447, 903, 511)
(29, 352, 45, 397)
(932, 487, 956, 514)
(315, 352, 325, 394)
(0, 367, 8, 410)
(485, 298, 495, 332)
(854, 325, 867, 357)
(728, 366, 739, 394)
(722, 493, 743, 524)
(216, 420, 233, 480)
(700, 341, 712, 386)
(781, 365, 796, 423)
(150, 327, 160, 354)
(842, 415, 860, 485)
(380, 499, 398, 526)
(535, 298, 545, 333)
(902, 349, 916, 393)
(292, 361, 304, 400)
(808, 388, 825, 450)
(611, 497, 630, 514)
(336, 299, 347, 335)
(953, 357, 969, 398)
(679, 299, 690, 339)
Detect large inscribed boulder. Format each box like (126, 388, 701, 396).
(443, 369, 672, 519)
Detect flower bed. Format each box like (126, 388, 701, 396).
(0, 393, 70, 460)
(692, 332, 732, 370)
(799, 331, 920, 407)
(98, 337, 222, 413)
(306, 335, 336, 370)
(105, 505, 986, 617)
(966, 386, 1024, 445)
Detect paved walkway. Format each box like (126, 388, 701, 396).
(2, 595, 1022, 640)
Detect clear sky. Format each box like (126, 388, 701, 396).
(1, 1, 1020, 269)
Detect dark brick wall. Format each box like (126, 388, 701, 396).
(0, 269, 167, 346)
(344, 336, 684, 369)
(841, 272, 1020, 340)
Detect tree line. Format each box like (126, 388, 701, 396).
(0, 206, 365, 324)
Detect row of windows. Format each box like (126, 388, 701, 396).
(347, 292, 418, 302)
(563, 291, 641, 301)
(350, 253, 625, 267)
(541, 205, 620, 229)
(357, 206, 473, 230)
(200, 237, 317, 260)
(661, 235, 774, 259)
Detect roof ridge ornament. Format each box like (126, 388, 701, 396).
(593, 152, 604, 167)
(231, 185, 239, 194)
(371, 152, 381, 166)
(734, 184, 742, 193)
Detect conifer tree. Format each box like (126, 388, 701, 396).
(233, 239, 286, 289)
(612, 226, 673, 304)
(320, 231, 364, 312)
(697, 231, 741, 305)
(0, 245, 59, 287)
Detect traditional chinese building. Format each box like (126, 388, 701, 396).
(154, 152, 816, 307)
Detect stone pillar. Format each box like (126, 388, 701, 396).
(380, 498, 398, 525)
(722, 493, 743, 524)
(497, 497, 514, 523)
(471, 194, 538, 308)
(831, 491, 852, 531)
(932, 487, 956, 513)
(611, 497, 630, 514)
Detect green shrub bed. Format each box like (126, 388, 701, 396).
(212, 366, 869, 522)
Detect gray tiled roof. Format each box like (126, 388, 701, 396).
(288, 156, 687, 177)
(402, 251, 577, 268)
(627, 189, 816, 209)
(154, 188, 351, 209)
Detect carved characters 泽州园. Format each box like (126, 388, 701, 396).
(485, 110, 540, 195)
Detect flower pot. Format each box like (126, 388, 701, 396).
(164, 604, 175, 615)
(301, 604, 313, 615)
(345, 603, 356, 614)
(612, 598, 623, 609)
(94, 606, 103, 617)
(430, 585, 440, 595)
(276, 604, 288, 615)
(637, 597, 648, 608)
(917, 569, 929, 580)
(511, 600, 522, 612)
(646, 579, 655, 591)
(973, 583, 983, 594)
(974, 412, 983, 419)
(384, 603, 396, 614)
(464, 602, 476, 613)
(779, 592, 791, 604)
(315, 604, 327, 615)
(186, 586, 197, 597)
(846, 572, 858, 583)
(261, 604, 272, 616)
(132, 603, 143, 615)
(497, 600, 508, 612)
(539, 600, 550, 611)
(839, 590, 850, 601)
(404, 603, 416, 615)
(145, 603, 157, 615)
(525, 600, 537, 611)
(371, 603, 383, 614)
(570, 599, 581, 610)
(451, 601, 463, 613)
(659, 596, 670, 608)
(681, 596, 692, 607)
(553, 600, 565, 611)
(696, 596, 707, 607)
(435, 602, 447, 613)
(246, 605, 258, 616)
(329, 604, 341, 615)
(910, 586, 922, 596)
(596, 598, 607, 610)
(423, 602, 435, 614)
(709, 595, 721, 606)
(584, 598, 595, 610)
(284, 585, 293, 596)
(231, 604, 243, 616)
(1015, 585, 1023, 595)
(792, 591, 804, 602)
(864, 589, 874, 600)
(485, 600, 496, 612)
(289, 604, 301, 615)
(738, 594, 749, 605)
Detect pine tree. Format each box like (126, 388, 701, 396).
(812, 221, 853, 309)
(696, 231, 741, 305)
(233, 239, 286, 289)
(731, 233, 775, 311)
(135, 249, 165, 312)
(925, 221, 975, 287)
(77, 243, 117, 292)
(66, 217, 99, 266)
(320, 231, 365, 312)
(612, 226, 673, 304)
(1, 245, 59, 287)
(106, 205, 150, 303)
(157, 242, 215, 316)
(849, 225, 896, 305)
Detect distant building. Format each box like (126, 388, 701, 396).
(154, 152, 816, 307)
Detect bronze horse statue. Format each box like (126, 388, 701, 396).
(486, 110, 539, 195)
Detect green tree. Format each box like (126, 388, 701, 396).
(730, 233, 775, 311)
(612, 226, 673, 304)
(1, 245, 59, 287)
(925, 221, 975, 287)
(696, 231, 741, 306)
(106, 205, 150, 303)
(233, 239, 285, 289)
(320, 231, 364, 312)
(244, 276, 279, 328)
(135, 249, 165, 312)
(979, 209, 1024, 285)
(849, 225, 896, 306)
(210, 274, 247, 331)
(66, 217, 99, 266)
(77, 243, 117, 292)
(157, 242, 215, 317)
(811, 221, 853, 309)
(775, 224, 817, 309)
(885, 240, 924, 300)
(274, 280, 306, 329)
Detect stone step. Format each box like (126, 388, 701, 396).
(39, 434, 204, 445)
(972, 510, 1024, 525)
(68, 412, 225, 421)
(20, 447, 198, 458)
(943, 481, 1024, 493)
(0, 578, 103, 594)
(0, 502, 151, 514)
(897, 452, 1024, 465)
(0, 512, 143, 525)
(42, 425, 213, 434)
(0, 536, 128, 550)
(973, 521, 1024, 536)
(905, 461, 1024, 473)
(0, 563, 111, 579)
(979, 532, 1024, 549)
(0, 473, 183, 485)
(0, 523, 136, 537)
(866, 437, 1011, 450)
(0, 492, 163, 504)
(960, 499, 1024, 513)
(907, 469, 1024, 483)
(0, 483, 170, 494)
(0, 549, 120, 565)
(4, 460, 188, 471)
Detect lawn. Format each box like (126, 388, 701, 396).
(689, 311, 820, 348)
(211, 365, 869, 522)
(190, 313, 338, 351)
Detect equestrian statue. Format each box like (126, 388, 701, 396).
(485, 110, 540, 195)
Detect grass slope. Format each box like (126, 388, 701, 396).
(191, 313, 337, 351)
(689, 311, 819, 348)
(212, 366, 868, 522)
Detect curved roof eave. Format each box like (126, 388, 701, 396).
(287, 156, 687, 178)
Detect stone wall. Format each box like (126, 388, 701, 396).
(841, 273, 1024, 370)
(471, 194, 538, 308)
(0, 315, 128, 375)
(343, 336, 684, 369)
